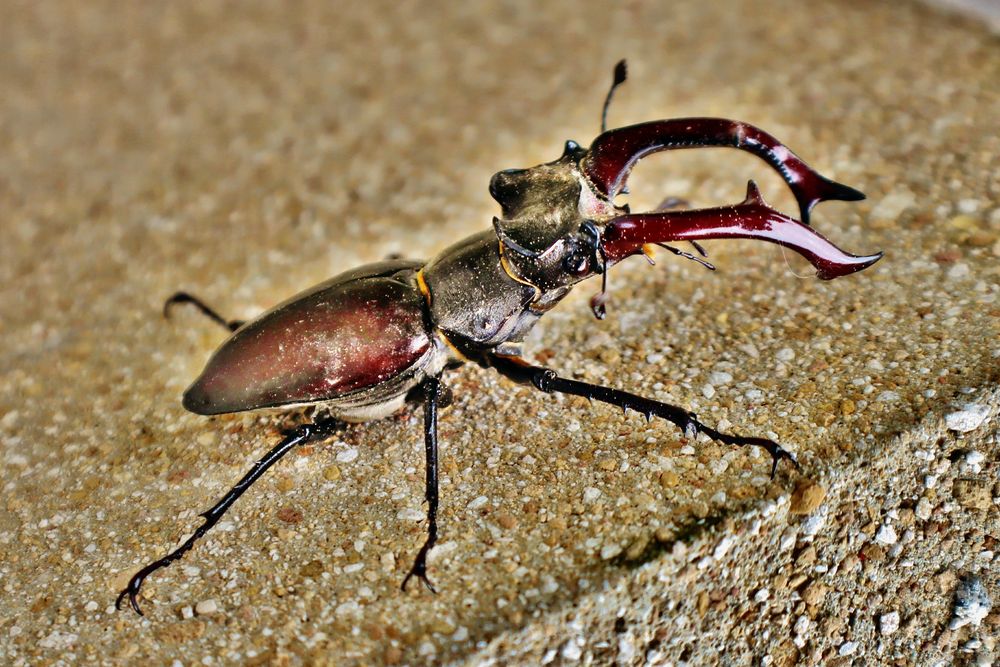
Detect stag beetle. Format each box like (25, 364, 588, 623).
(117, 61, 882, 615)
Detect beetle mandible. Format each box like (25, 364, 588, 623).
(117, 61, 882, 615)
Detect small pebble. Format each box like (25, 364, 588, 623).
(790, 480, 826, 514)
(963, 450, 984, 472)
(561, 638, 583, 661)
(336, 447, 359, 463)
(195, 599, 218, 616)
(600, 543, 622, 560)
(949, 576, 992, 629)
(336, 600, 360, 617)
(659, 471, 679, 488)
(945, 403, 989, 432)
(879, 611, 900, 635)
(801, 581, 828, 606)
(915, 497, 934, 520)
(776, 347, 795, 362)
(801, 508, 827, 537)
(838, 641, 858, 656)
(874, 524, 898, 546)
(708, 371, 733, 385)
(714, 536, 736, 559)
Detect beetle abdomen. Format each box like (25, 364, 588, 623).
(182, 264, 433, 416)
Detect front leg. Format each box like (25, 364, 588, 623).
(487, 354, 799, 478)
(401, 375, 442, 592)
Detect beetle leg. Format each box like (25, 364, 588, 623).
(402, 376, 442, 593)
(653, 196, 689, 212)
(164, 291, 245, 332)
(488, 354, 799, 478)
(115, 418, 342, 616)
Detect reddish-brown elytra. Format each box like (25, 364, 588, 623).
(117, 61, 881, 615)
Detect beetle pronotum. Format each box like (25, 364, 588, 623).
(117, 61, 881, 615)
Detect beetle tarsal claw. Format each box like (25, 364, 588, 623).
(768, 447, 800, 480)
(401, 558, 437, 594)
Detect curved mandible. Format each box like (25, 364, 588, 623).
(600, 181, 882, 280)
(582, 118, 865, 225)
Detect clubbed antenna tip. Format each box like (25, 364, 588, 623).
(612, 59, 627, 86)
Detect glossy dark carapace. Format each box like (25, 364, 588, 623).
(117, 61, 882, 615)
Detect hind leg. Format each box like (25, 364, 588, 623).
(163, 292, 244, 332)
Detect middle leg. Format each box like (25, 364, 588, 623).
(401, 375, 442, 592)
(164, 291, 245, 332)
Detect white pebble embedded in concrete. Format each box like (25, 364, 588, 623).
(915, 497, 934, 520)
(336, 447, 359, 463)
(561, 638, 583, 661)
(776, 347, 795, 362)
(945, 403, 990, 433)
(714, 536, 735, 559)
(875, 524, 898, 546)
(949, 576, 992, 629)
(466, 496, 488, 510)
(708, 371, 733, 385)
(963, 450, 984, 473)
(838, 641, 858, 656)
(600, 543, 622, 560)
(879, 611, 900, 635)
(195, 599, 218, 616)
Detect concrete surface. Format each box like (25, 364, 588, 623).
(1, 1, 998, 665)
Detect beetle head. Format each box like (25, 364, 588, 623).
(490, 61, 881, 317)
(490, 140, 622, 293)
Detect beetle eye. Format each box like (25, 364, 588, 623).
(563, 251, 590, 276)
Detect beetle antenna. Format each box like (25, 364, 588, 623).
(601, 60, 628, 133)
(655, 243, 716, 271)
(587, 239, 611, 320)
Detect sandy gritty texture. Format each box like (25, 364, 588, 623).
(1, 1, 998, 665)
